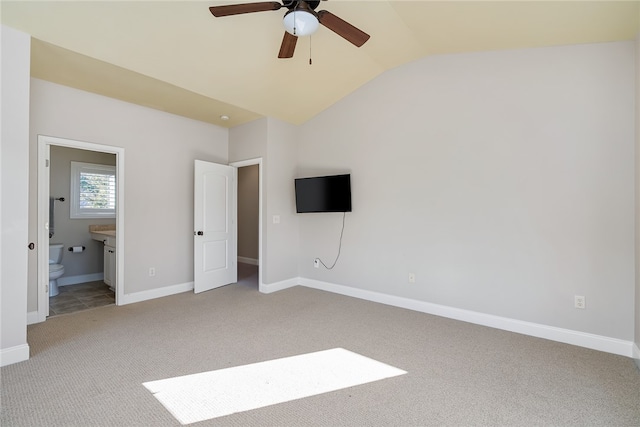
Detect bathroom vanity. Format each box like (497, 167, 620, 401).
(90, 226, 116, 291)
(102, 236, 116, 290)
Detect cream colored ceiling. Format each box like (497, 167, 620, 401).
(2, 1, 638, 127)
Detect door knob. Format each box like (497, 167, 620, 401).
(196, 231, 204, 236)
(28, 242, 35, 250)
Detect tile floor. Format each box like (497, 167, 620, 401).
(48, 265, 257, 317)
(49, 281, 115, 317)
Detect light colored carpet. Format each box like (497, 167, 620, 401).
(2, 264, 639, 426)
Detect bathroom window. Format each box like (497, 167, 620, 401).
(70, 161, 116, 219)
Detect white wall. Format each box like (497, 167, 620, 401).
(229, 118, 299, 285)
(265, 118, 299, 283)
(229, 119, 267, 163)
(297, 41, 636, 341)
(1, 25, 31, 366)
(28, 79, 228, 308)
(230, 118, 268, 277)
(635, 30, 640, 367)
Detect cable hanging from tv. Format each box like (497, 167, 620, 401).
(316, 212, 346, 270)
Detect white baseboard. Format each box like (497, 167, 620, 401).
(0, 343, 30, 367)
(259, 277, 299, 294)
(298, 278, 634, 358)
(633, 343, 640, 359)
(58, 272, 104, 287)
(119, 281, 194, 306)
(238, 257, 259, 266)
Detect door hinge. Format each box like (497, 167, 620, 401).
(45, 284, 49, 293)
(45, 159, 49, 167)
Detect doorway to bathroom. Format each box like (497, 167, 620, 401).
(35, 135, 124, 323)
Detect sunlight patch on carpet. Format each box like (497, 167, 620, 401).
(143, 348, 407, 424)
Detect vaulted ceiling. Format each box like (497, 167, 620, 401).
(2, 1, 638, 127)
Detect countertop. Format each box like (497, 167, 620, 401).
(89, 225, 116, 239)
(91, 230, 116, 237)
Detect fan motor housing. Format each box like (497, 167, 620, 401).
(283, 0, 321, 11)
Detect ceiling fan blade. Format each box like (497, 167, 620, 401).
(278, 31, 298, 58)
(317, 10, 370, 47)
(209, 2, 281, 17)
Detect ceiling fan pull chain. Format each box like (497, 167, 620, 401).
(309, 36, 312, 65)
(293, 10, 297, 35)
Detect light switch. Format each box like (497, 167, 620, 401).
(273, 215, 280, 224)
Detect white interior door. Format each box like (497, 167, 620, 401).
(194, 160, 237, 293)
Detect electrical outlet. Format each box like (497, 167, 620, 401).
(408, 273, 416, 283)
(574, 295, 585, 309)
(149, 267, 156, 277)
(314, 259, 320, 268)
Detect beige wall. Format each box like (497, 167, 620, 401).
(27, 78, 228, 311)
(49, 146, 116, 280)
(237, 164, 259, 261)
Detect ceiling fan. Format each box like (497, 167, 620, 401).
(209, 1, 370, 59)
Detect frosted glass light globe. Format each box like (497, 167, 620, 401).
(283, 10, 319, 37)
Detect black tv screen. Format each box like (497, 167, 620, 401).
(295, 174, 352, 213)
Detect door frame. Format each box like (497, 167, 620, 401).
(36, 135, 125, 322)
(230, 158, 263, 291)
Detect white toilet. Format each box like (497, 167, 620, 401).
(49, 243, 65, 297)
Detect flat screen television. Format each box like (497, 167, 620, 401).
(295, 174, 352, 213)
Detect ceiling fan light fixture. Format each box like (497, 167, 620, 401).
(283, 10, 319, 37)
